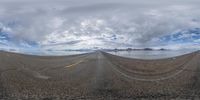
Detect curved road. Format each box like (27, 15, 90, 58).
(0, 50, 200, 99)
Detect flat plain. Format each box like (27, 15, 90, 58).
(0, 50, 200, 100)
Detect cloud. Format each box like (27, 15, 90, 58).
(0, 0, 200, 52)
(160, 28, 200, 43)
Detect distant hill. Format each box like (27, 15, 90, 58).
(102, 48, 168, 52)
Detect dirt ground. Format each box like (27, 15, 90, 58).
(0, 50, 200, 100)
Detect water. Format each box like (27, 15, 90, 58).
(24, 50, 91, 56)
(23, 49, 197, 59)
(107, 50, 197, 59)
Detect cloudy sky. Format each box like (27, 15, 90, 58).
(0, 0, 200, 53)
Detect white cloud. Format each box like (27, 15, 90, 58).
(0, 0, 200, 51)
(194, 39, 200, 42)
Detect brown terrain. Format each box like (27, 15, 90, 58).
(0, 50, 200, 100)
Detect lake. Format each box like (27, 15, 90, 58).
(24, 49, 197, 59)
(107, 50, 197, 59)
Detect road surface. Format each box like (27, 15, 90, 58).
(0, 50, 200, 99)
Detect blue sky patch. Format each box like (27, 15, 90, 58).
(0, 31, 10, 41)
(160, 28, 200, 44)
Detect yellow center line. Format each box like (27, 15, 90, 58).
(65, 60, 84, 68)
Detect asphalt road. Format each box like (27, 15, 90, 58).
(0, 50, 200, 100)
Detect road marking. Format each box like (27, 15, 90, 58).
(111, 60, 192, 81)
(109, 54, 197, 81)
(65, 54, 90, 68)
(65, 60, 84, 68)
